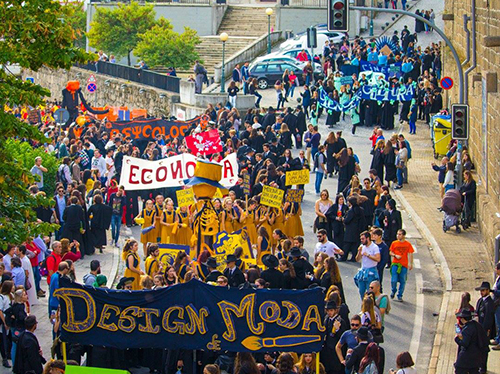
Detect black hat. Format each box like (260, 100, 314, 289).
(355, 326, 371, 340)
(475, 281, 491, 291)
(205, 257, 218, 269)
(117, 277, 135, 290)
(455, 308, 473, 320)
(325, 300, 338, 310)
(226, 254, 238, 263)
(290, 247, 302, 257)
(262, 254, 279, 268)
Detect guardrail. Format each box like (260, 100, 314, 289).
(287, 0, 328, 7)
(77, 61, 180, 94)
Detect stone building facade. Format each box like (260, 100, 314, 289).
(442, 0, 500, 259)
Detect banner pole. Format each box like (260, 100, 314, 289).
(62, 341, 67, 364)
(315, 351, 320, 374)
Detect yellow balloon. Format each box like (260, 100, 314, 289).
(76, 116, 86, 126)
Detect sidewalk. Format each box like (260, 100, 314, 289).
(391, 120, 498, 374)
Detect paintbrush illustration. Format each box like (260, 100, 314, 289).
(241, 335, 322, 351)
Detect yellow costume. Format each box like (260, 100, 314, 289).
(176, 210, 193, 246)
(241, 210, 258, 245)
(284, 203, 304, 238)
(144, 255, 159, 277)
(140, 209, 156, 245)
(153, 203, 164, 242)
(232, 208, 243, 232)
(124, 251, 142, 290)
(223, 209, 234, 233)
(161, 210, 176, 243)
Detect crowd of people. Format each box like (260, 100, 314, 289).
(1, 17, 498, 374)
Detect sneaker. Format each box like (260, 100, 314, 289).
(394, 185, 402, 190)
(37, 290, 46, 298)
(397, 297, 403, 302)
(390, 293, 395, 299)
(3, 359, 11, 368)
(492, 344, 500, 350)
(490, 339, 499, 345)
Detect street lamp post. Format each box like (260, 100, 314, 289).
(369, 0, 374, 36)
(220, 32, 228, 93)
(266, 8, 273, 54)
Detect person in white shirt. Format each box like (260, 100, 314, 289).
(104, 148, 115, 185)
(314, 229, 344, 258)
(91, 150, 107, 182)
(354, 231, 381, 299)
(3, 244, 16, 272)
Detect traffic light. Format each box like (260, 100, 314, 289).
(328, 0, 349, 32)
(451, 104, 469, 140)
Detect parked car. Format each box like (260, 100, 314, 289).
(248, 60, 323, 89)
(254, 51, 322, 72)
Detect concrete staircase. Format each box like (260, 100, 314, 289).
(217, 5, 276, 37)
(191, 6, 276, 76)
(195, 35, 258, 75)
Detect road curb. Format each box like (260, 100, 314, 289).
(392, 188, 453, 374)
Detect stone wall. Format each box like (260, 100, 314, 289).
(23, 67, 178, 118)
(442, 0, 500, 259)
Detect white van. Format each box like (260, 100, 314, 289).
(279, 31, 345, 56)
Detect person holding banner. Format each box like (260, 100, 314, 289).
(283, 201, 304, 238)
(144, 243, 161, 277)
(256, 226, 271, 265)
(122, 239, 144, 290)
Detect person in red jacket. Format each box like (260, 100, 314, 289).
(46, 241, 62, 285)
(297, 49, 309, 62)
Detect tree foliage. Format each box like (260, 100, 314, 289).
(87, 1, 156, 66)
(135, 18, 202, 70)
(62, 2, 87, 49)
(0, 0, 92, 249)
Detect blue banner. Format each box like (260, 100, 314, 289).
(55, 278, 326, 352)
(318, 84, 415, 112)
(359, 61, 403, 78)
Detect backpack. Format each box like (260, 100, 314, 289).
(57, 164, 68, 184)
(314, 152, 323, 170)
(4, 305, 15, 328)
(376, 294, 391, 315)
(39, 253, 55, 276)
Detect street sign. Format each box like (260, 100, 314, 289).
(54, 108, 70, 125)
(306, 27, 317, 49)
(328, 0, 349, 32)
(87, 82, 97, 93)
(87, 74, 96, 83)
(26, 77, 34, 84)
(440, 77, 454, 90)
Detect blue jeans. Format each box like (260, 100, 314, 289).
(354, 267, 380, 299)
(409, 120, 416, 134)
(397, 167, 404, 186)
(391, 264, 408, 298)
(111, 215, 121, 244)
(315, 171, 324, 194)
(33, 265, 41, 292)
(254, 92, 262, 107)
(289, 85, 296, 97)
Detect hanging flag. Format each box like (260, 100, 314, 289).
(185, 129, 223, 156)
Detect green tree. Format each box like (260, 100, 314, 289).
(134, 18, 202, 70)
(87, 1, 156, 66)
(0, 0, 91, 248)
(62, 2, 87, 49)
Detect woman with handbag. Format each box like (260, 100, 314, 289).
(7, 289, 28, 368)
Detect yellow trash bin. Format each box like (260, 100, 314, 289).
(432, 118, 452, 158)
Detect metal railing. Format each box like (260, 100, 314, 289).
(287, 0, 328, 7)
(91, 0, 211, 4)
(77, 61, 180, 94)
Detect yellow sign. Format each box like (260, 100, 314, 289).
(285, 169, 310, 186)
(176, 188, 195, 208)
(261, 185, 284, 209)
(285, 189, 304, 203)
